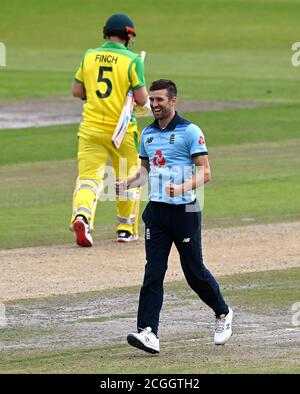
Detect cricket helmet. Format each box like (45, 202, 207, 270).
(103, 13, 136, 40)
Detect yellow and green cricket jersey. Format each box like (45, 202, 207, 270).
(74, 41, 145, 136)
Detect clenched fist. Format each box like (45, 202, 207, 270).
(116, 179, 128, 195)
(165, 183, 184, 197)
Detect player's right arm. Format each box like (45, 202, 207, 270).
(116, 128, 149, 194)
(72, 81, 87, 99)
(72, 54, 87, 99)
(116, 159, 149, 195)
(127, 159, 149, 188)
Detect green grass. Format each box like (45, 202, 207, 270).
(1, 267, 299, 373)
(0, 0, 299, 248)
(1, 105, 300, 167)
(0, 327, 55, 344)
(203, 138, 300, 226)
(0, 0, 299, 101)
(0, 160, 124, 247)
(0, 69, 72, 100)
(0, 106, 299, 248)
(1, 50, 299, 102)
(78, 313, 136, 324)
(1, 0, 299, 375)
(189, 105, 300, 147)
(1, 345, 299, 374)
(181, 267, 300, 310)
(2, 0, 299, 51)
(0, 124, 78, 166)
(7, 266, 299, 309)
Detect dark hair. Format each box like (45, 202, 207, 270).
(149, 79, 177, 99)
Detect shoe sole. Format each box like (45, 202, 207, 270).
(127, 334, 159, 354)
(117, 237, 139, 243)
(214, 331, 233, 345)
(73, 221, 93, 247)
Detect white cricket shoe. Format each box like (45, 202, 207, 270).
(72, 216, 93, 247)
(214, 307, 233, 345)
(117, 230, 138, 243)
(127, 327, 160, 354)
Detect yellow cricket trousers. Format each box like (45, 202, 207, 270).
(71, 129, 140, 236)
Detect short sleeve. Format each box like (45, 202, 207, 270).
(129, 55, 145, 90)
(74, 66, 83, 83)
(139, 129, 149, 159)
(185, 123, 208, 157)
(74, 53, 86, 83)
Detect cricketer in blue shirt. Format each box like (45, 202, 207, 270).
(118, 79, 233, 354)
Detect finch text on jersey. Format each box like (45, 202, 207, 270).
(95, 54, 118, 64)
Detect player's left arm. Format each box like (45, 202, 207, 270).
(165, 155, 211, 197)
(131, 55, 149, 107)
(134, 86, 149, 107)
(184, 124, 211, 188)
(185, 154, 211, 189)
(196, 154, 211, 183)
(165, 123, 210, 197)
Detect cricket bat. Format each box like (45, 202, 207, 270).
(112, 51, 146, 149)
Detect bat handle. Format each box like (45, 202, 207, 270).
(140, 51, 146, 62)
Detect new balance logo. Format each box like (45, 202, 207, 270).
(182, 238, 190, 243)
(226, 323, 231, 330)
(146, 136, 153, 144)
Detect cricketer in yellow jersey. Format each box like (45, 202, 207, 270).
(71, 13, 149, 247)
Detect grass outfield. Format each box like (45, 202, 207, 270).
(1, 0, 299, 248)
(1, 105, 300, 166)
(1, 0, 299, 376)
(1, 106, 300, 248)
(0, 0, 299, 102)
(1, 267, 299, 373)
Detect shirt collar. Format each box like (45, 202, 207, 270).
(101, 41, 127, 50)
(152, 111, 181, 131)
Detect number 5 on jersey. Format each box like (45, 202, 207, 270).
(96, 66, 113, 98)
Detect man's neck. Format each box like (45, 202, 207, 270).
(158, 110, 176, 130)
(108, 37, 126, 45)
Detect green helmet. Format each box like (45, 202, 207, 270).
(103, 13, 136, 40)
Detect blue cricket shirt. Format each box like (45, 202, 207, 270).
(139, 112, 208, 205)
